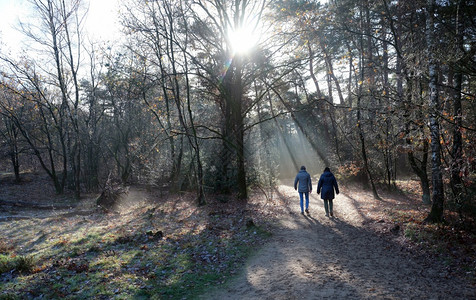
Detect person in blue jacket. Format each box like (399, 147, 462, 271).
(317, 167, 339, 217)
(294, 165, 312, 215)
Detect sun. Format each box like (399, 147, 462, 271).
(228, 25, 260, 55)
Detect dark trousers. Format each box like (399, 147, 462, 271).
(323, 199, 333, 215)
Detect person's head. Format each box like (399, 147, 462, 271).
(324, 167, 330, 173)
(300, 165, 306, 171)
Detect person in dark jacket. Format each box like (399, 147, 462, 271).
(294, 166, 312, 215)
(317, 167, 339, 217)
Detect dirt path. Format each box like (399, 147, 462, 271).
(200, 185, 474, 299)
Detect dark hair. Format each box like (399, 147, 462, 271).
(300, 165, 306, 170)
(324, 167, 330, 172)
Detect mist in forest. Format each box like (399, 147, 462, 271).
(247, 111, 328, 191)
(276, 126, 324, 180)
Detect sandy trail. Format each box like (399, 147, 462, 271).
(200, 184, 474, 299)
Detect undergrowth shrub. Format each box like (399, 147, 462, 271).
(0, 293, 18, 300)
(445, 181, 476, 231)
(0, 254, 11, 273)
(0, 254, 34, 274)
(15, 255, 34, 273)
(404, 223, 419, 241)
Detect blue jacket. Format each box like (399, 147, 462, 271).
(294, 170, 312, 193)
(317, 171, 339, 200)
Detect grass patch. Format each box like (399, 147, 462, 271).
(0, 191, 272, 299)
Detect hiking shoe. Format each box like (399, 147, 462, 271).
(305, 209, 309, 214)
(325, 213, 329, 217)
(301, 211, 305, 215)
(330, 212, 333, 217)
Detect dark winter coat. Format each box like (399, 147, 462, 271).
(317, 170, 339, 200)
(294, 170, 312, 193)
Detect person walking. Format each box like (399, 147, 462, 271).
(294, 166, 312, 215)
(317, 167, 339, 217)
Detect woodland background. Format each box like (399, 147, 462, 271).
(0, 0, 475, 223)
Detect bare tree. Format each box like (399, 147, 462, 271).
(1, 0, 87, 196)
(0, 83, 25, 182)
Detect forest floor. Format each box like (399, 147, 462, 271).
(0, 172, 475, 299)
(200, 183, 476, 299)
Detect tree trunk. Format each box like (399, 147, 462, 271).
(425, 0, 445, 223)
(357, 5, 380, 200)
(357, 103, 380, 200)
(408, 141, 431, 204)
(5, 119, 21, 182)
(405, 75, 432, 204)
(233, 57, 247, 200)
(307, 43, 323, 100)
(450, 0, 465, 216)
